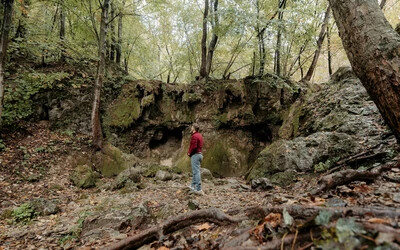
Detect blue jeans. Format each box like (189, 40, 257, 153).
(191, 153, 203, 191)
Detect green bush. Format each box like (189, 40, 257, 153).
(12, 203, 38, 224)
(0, 139, 6, 152)
(3, 71, 71, 126)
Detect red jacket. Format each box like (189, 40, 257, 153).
(188, 132, 203, 156)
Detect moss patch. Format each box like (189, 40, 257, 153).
(279, 99, 303, 139)
(174, 155, 191, 173)
(182, 92, 201, 104)
(95, 144, 138, 177)
(105, 97, 141, 128)
(70, 164, 98, 189)
(141, 94, 155, 107)
(142, 164, 170, 178)
(202, 140, 232, 177)
(269, 170, 298, 186)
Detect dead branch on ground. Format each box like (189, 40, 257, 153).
(103, 208, 240, 250)
(311, 160, 400, 195)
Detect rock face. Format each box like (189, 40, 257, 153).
(105, 76, 301, 177)
(248, 67, 395, 185)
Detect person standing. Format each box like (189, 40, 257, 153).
(187, 123, 204, 195)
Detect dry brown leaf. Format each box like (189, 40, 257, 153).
(157, 247, 170, 250)
(367, 218, 391, 225)
(263, 213, 282, 228)
(195, 222, 212, 231)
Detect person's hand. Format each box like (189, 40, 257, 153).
(187, 153, 190, 157)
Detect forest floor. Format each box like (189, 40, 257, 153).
(1, 122, 400, 249)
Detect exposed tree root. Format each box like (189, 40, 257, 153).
(311, 159, 400, 195)
(102, 208, 240, 250)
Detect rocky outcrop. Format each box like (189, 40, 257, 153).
(105, 76, 301, 177)
(248, 67, 396, 185)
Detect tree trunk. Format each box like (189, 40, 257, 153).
(258, 30, 266, 77)
(14, 0, 28, 40)
(380, 0, 387, 9)
(327, 24, 333, 76)
(205, 0, 218, 76)
(199, 0, 209, 78)
(60, 1, 66, 62)
(328, 0, 400, 141)
(302, 5, 331, 82)
(0, 0, 14, 127)
(91, 0, 110, 150)
(110, 3, 115, 62)
(274, 0, 286, 76)
(116, 0, 125, 65)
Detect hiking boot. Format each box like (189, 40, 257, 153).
(187, 184, 195, 191)
(189, 190, 205, 196)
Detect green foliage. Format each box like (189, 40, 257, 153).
(315, 211, 333, 226)
(3, 71, 71, 126)
(335, 218, 365, 243)
(0, 139, 6, 152)
(314, 157, 340, 173)
(12, 203, 38, 224)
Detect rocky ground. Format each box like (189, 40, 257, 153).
(1, 122, 400, 249)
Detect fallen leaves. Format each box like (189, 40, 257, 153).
(367, 218, 392, 225)
(252, 213, 282, 242)
(194, 223, 212, 231)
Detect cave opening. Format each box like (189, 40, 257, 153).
(149, 127, 184, 150)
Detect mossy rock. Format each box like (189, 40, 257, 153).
(105, 96, 141, 128)
(182, 92, 202, 104)
(269, 170, 298, 186)
(247, 132, 360, 183)
(141, 94, 155, 107)
(279, 99, 303, 139)
(70, 164, 98, 189)
(174, 155, 191, 173)
(95, 144, 139, 177)
(223, 82, 244, 98)
(202, 139, 248, 177)
(142, 164, 170, 178)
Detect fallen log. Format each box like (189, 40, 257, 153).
(311, 159, 400, 195)
(102, 208, 240, 250)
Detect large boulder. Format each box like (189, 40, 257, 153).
(248, 132, 361, 184)
(248, 67, 395, 185)
(94, 143, 140, 177)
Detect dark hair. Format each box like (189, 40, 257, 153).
(192, 123, 200, 132)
